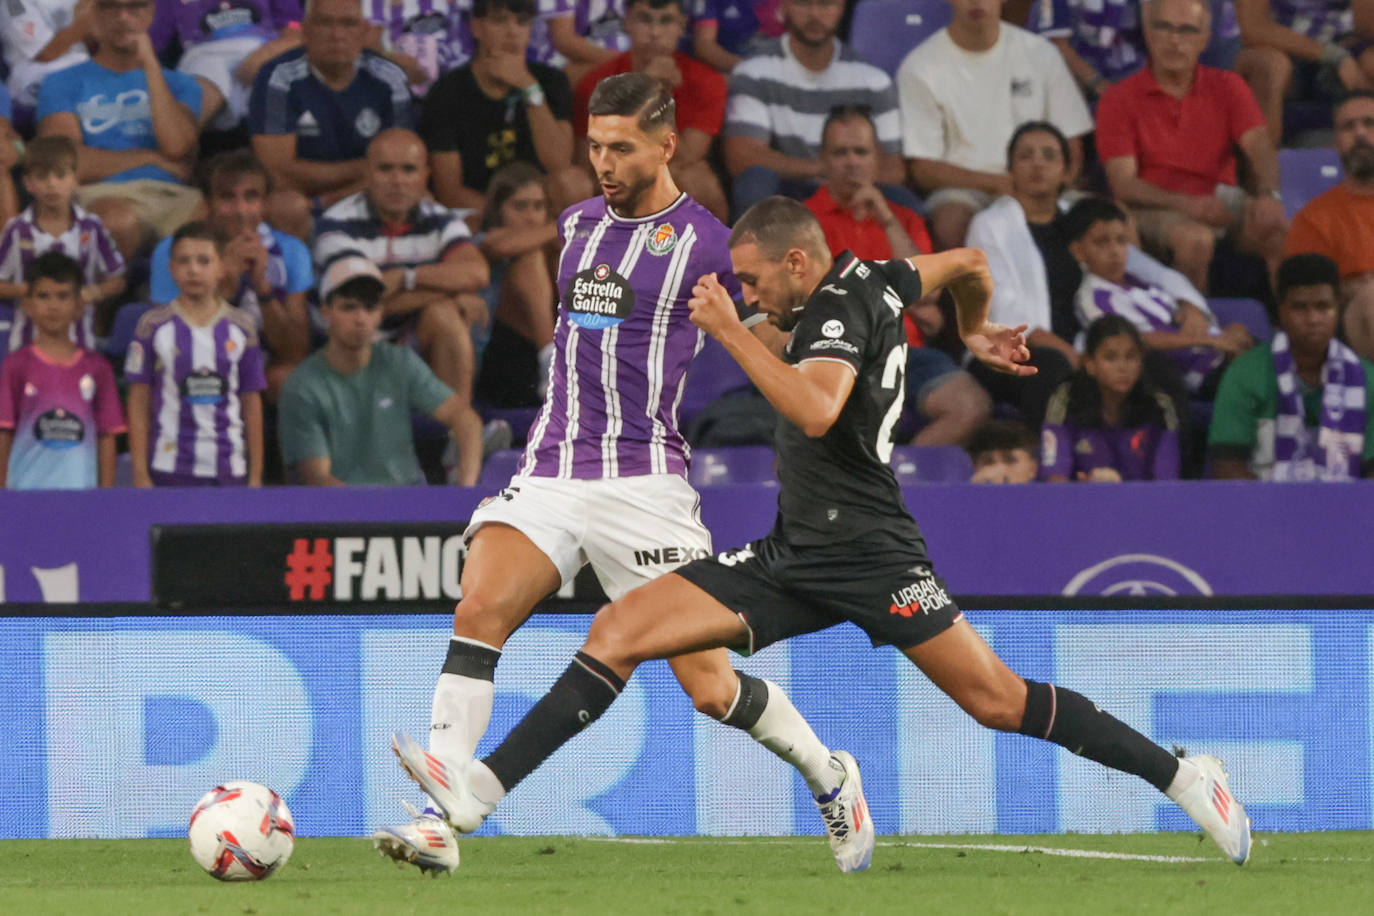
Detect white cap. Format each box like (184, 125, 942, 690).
(319, 255, 385, 303)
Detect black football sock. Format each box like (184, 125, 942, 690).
(481, 651, 626, 793)
(1019, 679, 1180, 792)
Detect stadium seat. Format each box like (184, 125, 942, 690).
(688, 446, 777, 486)
(848, 0, 953, 77)
(1209, 298, 1272, 343)
(477, 448, 522, 490)
(890, 444, 973, 484)
(680, 335, 752, 427)
(1278, 148, 1342, 220)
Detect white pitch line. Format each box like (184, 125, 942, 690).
(881, 842, 1211, 863)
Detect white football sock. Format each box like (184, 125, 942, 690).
(427, 637, 499, 766)
(468, 760, 507, 806)
(1164, 756, 1201, 802)
(743, 679, 838, 796)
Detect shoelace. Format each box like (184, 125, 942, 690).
(819, 801, 852, 840)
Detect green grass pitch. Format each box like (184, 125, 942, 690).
(2, 833, 1370, 915)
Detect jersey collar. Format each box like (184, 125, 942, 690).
(605, 192, 688, 224)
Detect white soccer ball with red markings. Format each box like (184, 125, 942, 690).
(187, 781, 295, 881)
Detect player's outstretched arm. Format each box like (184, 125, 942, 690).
(908, 248, 1037, 377)
(689, 273, 855, 437)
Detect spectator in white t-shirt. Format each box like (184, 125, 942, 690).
(897, 0, 1093, 250)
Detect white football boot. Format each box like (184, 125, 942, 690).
(1172, 755, 1252, 865)
(372, 801, 460, 875)
(814, 751, 875, 873)
(390, 732, 494, 834)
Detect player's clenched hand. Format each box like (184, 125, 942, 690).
(688, 272, 741, 339)
(964, 322, 1037, 376)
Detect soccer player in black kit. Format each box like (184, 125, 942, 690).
(423, 197, 1253, 869)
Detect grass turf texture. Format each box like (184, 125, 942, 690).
(1, 833, 1369, 915)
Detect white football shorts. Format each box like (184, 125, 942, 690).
(465, 473, 713, 601)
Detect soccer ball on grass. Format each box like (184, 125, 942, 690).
(187, 780, 295, 881)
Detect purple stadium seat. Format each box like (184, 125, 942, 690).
(477, 449, 522, 490)
(688, 446, 778, 487)
(890, 445, 973, 484)
(1278, 148, 1342, 220)
(1208, 298, 1271, 343)
(679, 335, 752, 426)
(848, 0, 953, 77)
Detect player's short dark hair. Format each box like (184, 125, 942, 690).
(626, 0, 685, 12)
(482, 160, 546, 231)
(820, 104, 875, 149)
(1006, 120, 1071, 172)
(1064, 196, 1128, 243)
(205, 149, 271, 196)
(1275, 253, 1340, 302)
(23, 135, 78, 177)
(964, 419, 1038, 461)
(1336, 89, 1374, 118)
(171, 220, 223, 255)
(729, 196, 829, 259)
(587, 72, 676, 134)
(25, 250, 83, 294)
(473, 0, 535, 18)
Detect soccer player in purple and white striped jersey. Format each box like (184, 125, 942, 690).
(376, 73, 845, 877)
(0, 137, 126, 356)
(125, 223, 266, 487)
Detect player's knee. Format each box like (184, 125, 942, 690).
(583, 602, 645, 667)
(963, 689, 1024, 732)
(451, 588, 520, 644)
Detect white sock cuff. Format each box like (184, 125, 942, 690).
(450, 634, 501, 654)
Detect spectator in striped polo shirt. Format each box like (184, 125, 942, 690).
(0, 137, 126, 358)
(314, 128, 492, 486)
(722, 0, 914, 219)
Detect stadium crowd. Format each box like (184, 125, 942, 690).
(1, 0, 1372, 488)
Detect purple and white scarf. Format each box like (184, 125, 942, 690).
(1271, 330, 1366, 482)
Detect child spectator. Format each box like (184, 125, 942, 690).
(278, 256, 475, 486)
(966, 418, 1040, 483)
(474, 162, 557, 407)
(1067, 197, 1252, 395)
(125, 222, 266, 487)
(0, 251, 125, 489)
(0, 137, 127, 355)
(1042, 314, 1182, 481)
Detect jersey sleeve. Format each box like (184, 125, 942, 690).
(1038, 421, 1072, 479)
(401, 346, 455, 415)
(1207, 353, 1263, 451)
(1222, 70, 1266, 142)
(791, 288, 870, 375)
(0, 222, 22, 284)
(249, 59, 294, 136)
(165, 69, 204, 120)
(1151, 427, 1181, 480)
(91, 355, 127, 435)
(238, 332, 268, 394)
(278, 372, 331, 464)
(874, 257, 924, 305)
(123, 316, 157, 385)
(280, 235, 315, 294)
(93, 220, 126, 278)
(417, 73, 462, 152)
(149, 239, 179, 303)
(437, 209, 474, 256)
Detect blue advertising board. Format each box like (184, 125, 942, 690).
(2, 608, 1369, 839)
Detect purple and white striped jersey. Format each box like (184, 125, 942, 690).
(0, 204, 125, 353)
(124, 303, 267, 482)
(519, 193, 747, 480)
(365, 0, 473, 87)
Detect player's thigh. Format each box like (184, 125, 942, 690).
(580, 474, 714, 601)
(460, 479, 588, 640)
(902, 618, 1028, 731)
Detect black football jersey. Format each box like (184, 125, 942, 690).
(774, 251, 928, 546)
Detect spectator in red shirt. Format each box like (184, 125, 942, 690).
(1096, 0, 1287, 294)
(804, 104, 932, 261)
(574, 0, 729, 219)
(805, 105, 988, 447)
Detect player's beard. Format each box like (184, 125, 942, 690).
(604, 168, 658, 217)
